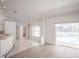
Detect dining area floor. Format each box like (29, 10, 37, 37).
(9, 44, 79, 58)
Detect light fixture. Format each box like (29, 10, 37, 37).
(1, 0, 4, 2)
(1, 0, 8, 9)
(3, 5, 7, 8)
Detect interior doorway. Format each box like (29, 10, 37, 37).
(55, 23, 79, 48)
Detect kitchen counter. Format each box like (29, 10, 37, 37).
(0, 34, 10, 40)
(0, 34, 15, 58)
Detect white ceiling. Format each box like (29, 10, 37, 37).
(0, 0, 79, 21)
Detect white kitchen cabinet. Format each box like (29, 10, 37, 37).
(4, 21, 16, 35)
(0, 35, 15, 58)
(0, 21, 16, 58)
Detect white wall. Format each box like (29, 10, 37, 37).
(45, 12, 79, 44)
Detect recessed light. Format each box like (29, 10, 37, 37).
(1, 0, 4, 2)
(3, 5, 7, 8)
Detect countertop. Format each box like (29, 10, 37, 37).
(0, 34, 10, 40)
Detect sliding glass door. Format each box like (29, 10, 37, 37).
(55, 23, 79, 48)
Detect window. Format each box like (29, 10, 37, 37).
(55, 23, 79, 48)
(32, 25, 40, 37)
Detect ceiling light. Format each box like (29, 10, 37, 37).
(1, 0, 4, 2)
(3, 5, 7, 8)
